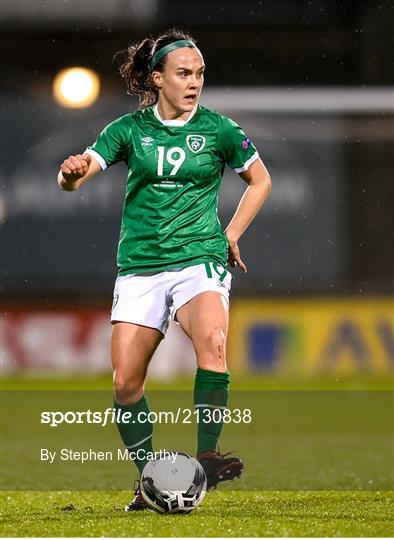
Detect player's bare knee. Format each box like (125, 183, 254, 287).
(207, 326, 226, 351)
(197, 326, 227, 372)
(113, 373, 144, 405)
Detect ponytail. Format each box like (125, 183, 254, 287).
(118, 37, 157, 109)
(116, 28, 196, 109)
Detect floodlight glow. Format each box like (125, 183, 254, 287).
(53, 67, 100, 108)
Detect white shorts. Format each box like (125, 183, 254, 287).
(111, 262, 232, 335)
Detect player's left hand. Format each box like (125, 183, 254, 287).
(226, 236, 247, 273)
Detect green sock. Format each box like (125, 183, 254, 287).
(114, 394, 153, 474)
(194, 367, 230, 456)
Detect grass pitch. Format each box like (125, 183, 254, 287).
(1, 490, 393, 537)
(1, 374, 393, 536)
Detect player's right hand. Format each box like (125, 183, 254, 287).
(60, 154, 92, 182)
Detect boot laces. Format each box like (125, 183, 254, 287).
(214, 447, 234, 459)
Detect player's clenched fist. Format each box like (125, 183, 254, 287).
(60, 154, 92, 181)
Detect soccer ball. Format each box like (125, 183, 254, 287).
(140, 451, 207, 514)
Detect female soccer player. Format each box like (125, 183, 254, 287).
(58, 28, 271, 510)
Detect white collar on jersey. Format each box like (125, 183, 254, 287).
(153, 103, 198, 126)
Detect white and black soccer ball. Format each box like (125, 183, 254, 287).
(140, 451, 207, 514)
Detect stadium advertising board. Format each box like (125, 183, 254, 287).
(228, 298, 393, 374)
(3, 299, 393, 375)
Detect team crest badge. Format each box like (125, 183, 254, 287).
(186, 134, 206, 153)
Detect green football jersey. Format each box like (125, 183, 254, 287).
(86, 104, 258, 275)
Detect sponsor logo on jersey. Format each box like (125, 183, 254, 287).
(141, 136, 154, 148)
(242, 137, 251, 150)
(186, 134, 206, 153)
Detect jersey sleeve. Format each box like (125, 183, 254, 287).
(85, 116, 130, 170)
(218, 116, 259, 173)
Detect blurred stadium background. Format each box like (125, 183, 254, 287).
(1, 0, 393, 382)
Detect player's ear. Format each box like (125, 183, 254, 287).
(151, 71, 163, 89)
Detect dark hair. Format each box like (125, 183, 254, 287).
(116, 28, 197, 109)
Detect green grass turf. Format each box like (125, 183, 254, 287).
(1, 490, 393, 537)
(3, 384, 393, 492)
(2, 373, 393, 390)
(2, 375, 393, 536)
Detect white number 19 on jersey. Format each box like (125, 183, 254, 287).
(157, 146, 186, 176)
